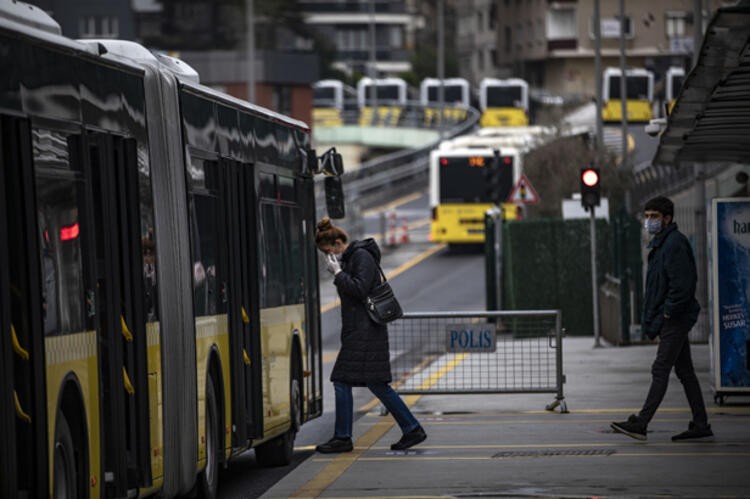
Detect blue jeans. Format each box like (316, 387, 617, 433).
(333, 381, 420, 439)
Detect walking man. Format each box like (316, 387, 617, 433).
(611, 196, 713, 441)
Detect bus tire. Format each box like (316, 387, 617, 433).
(53, 412, 78, 499)
(255, 350, 302, 467)
(199, 376, 220, 499)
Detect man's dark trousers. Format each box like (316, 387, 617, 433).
(639, 316, 708, 426)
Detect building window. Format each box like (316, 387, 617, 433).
(78, 15, 119, 38)
(547, 7, 576, 40)
(665, 11, 687, 37)
(476, 49, 484, 71)
(389, 26, 403, 48)
(505, 26, 512, 53)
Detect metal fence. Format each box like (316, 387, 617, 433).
(387, 311, 567, 413)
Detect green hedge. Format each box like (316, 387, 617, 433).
(502, 218, 611, 336)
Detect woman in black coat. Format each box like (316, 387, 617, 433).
(314, 217, 426, 453)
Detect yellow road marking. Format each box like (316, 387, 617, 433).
(320, 243, 446, 314)
(311, 451, 750, 462)
(360, 417, 705, 425)
(292, 348, 466, 497)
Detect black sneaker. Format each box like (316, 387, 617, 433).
(672, 422, 714, 442)
(610, 414, 647, 441)
(315, 437, 353, 454)
(390, 426, 427, 451)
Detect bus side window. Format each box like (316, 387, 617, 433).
(32, 128, 87, 335)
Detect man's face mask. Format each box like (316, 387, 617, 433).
(644, 218, 662, 235)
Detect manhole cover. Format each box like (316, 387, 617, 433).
(492, 449, 616, 458)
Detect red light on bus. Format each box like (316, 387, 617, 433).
(582, 169, 599, 187)
(503, 157, 511, 165)
(60, 223, 80, 241)
(440, 158, 448, 166)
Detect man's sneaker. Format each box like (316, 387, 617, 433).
(315, 437, 353, 454)
(390, 426, 427, 451)
(610, 414, 647, 441)
(672, 422, 714, 442)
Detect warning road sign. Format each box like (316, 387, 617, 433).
(507, 174, 540, 204)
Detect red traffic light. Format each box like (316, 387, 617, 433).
(581, 168, 599, 187)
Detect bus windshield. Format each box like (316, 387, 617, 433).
(365, 84, 401, 101)
(427, 85, 464, 104)
(486, 86, 523, 107)
(314, 87, 336, 106)
(439, 156, 514, 203)
(608, 76, 650, 100)
(670, 76, 684, 99)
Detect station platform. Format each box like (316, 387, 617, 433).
(262, 334, 750, 498)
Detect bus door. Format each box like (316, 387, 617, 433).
(86, 133, 151, 495)
(298, 176, 323, 419)
(221, 160, 263, 444)
(0, 115, 48, 498)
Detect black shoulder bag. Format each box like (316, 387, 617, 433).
(365, 264, 403, 324)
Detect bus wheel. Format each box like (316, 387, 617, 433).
(53, 412, 78, 499)
(199, 377, 220, 499)
(255, 353, 301, 467)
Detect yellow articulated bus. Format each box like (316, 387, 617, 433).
(419, 77, 470, 126)
(0, 4, 339, 498)
(665, 66, 686, 115)
(602, 67, 655, 123)
(430, 147, 521, 245)
(478, 78, 529, 127)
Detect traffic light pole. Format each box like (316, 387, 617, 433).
(590, 206, 602, 347)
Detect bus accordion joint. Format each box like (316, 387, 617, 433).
(120, 315, 133, 342)
(243, 349, 251, 366)
(123, 366, 135, 395)
(241, 306, 250, 324)
(14, 390, 31, 423)
(11, 323, 30, 360)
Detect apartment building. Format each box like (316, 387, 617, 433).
(299, 0, 423, 76)
(495, 0, 733, 97)
(454, 0, 502, 85)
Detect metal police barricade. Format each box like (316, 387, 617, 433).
(387, 310, 567, 413)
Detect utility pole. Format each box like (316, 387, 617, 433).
(618, 0, 628, 169)
(591, 206, 601, 348)
(593, 0, 603, 156)
(246, 0, 255, 102)
(437, 0, 445, 138)
(369, 0, 378, 111)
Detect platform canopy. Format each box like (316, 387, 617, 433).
(654, 1, 750, 166)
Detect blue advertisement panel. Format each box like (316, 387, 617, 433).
(712, 198, 750, 391)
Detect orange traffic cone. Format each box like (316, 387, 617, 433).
(386, 211, 398, 247)
(399, 217, 410, 244)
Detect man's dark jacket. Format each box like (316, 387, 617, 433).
(642, 223, 700, 339)
(330, 238, 392, 385)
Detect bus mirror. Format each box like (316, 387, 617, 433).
(320, 148, 344, 176)
(324, 176, 346, 219)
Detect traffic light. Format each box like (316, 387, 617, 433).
(580, 167, 601, 210)
(484, 149, 503, 205)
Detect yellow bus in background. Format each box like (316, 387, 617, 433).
(419, 78, 470, 126)
(429, 147, 521, 245)
(602, 67, 655, 123)
(313, 79, 355, 127)
(356, 77, 408, 127)
(478, 78, 530, 127)
(665, 66, 686, 114)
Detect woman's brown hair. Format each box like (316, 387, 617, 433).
(315, 217, 348, 248)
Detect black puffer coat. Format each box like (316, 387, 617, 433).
(330, 238, 392, 385)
